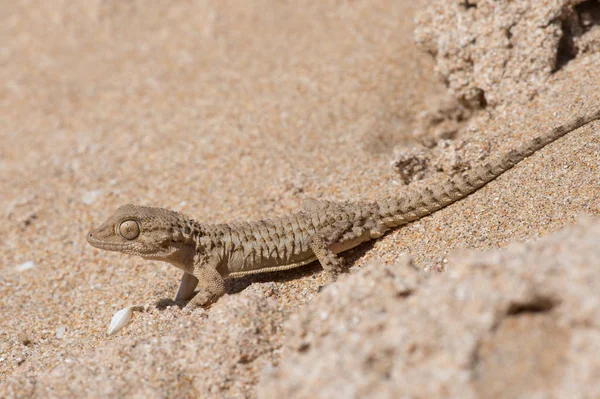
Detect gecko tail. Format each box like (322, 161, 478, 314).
(376, 110, 600, 228)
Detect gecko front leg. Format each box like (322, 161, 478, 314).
(185, 257, 226, 308)
(175, 271, 199, 301)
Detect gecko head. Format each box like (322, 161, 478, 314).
(87, 204, 183, 260)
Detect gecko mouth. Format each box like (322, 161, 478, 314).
(86, 231, 134, 252)
(86, 230, 176, 258)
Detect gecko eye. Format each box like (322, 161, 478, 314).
(118, 220, 140, 240)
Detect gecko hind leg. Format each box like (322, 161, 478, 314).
(309, 220, 353, 280)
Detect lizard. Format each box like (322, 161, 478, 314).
(87, 110, 600, 307)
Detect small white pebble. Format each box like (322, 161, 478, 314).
(81, 190, 102, 205)
(15, 261, 35, 272)
(107, 307, 132, 336)
(56, 326, 66, 339)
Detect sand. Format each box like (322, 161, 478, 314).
(1, 0, 599, 397)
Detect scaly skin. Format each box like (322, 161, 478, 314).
(87, 110, 600, 306)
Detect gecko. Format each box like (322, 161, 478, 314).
(87, 110, 600, 307)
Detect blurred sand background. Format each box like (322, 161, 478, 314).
(1, 0, 599, 397)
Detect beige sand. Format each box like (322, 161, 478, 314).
(1, 0, 599, 397)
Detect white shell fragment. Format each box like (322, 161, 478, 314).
(56, 325, 66, 339)
(107, 307, 132, 336)
(16, 261, 35, 272)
